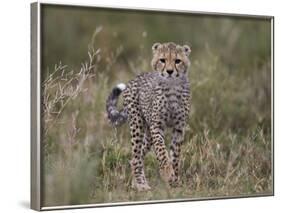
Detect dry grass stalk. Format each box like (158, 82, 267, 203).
(42, 29, 101, 136)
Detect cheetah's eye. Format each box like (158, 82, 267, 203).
(175, 59, 181, 64)
(160, 58, 166, 63)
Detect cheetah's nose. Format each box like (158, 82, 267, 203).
(167, 70, 174, 75)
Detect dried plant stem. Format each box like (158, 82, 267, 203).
(43, 44, 100, 137)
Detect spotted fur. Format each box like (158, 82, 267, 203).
(106, 42, 191, 191)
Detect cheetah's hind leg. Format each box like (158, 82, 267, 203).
(128, 116, 151, 191)
(130, 168, 151, 191)
(130, 129, 153, 191)
(130, 158, 151, 191)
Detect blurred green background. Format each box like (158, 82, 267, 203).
(41, 4, 272, 207)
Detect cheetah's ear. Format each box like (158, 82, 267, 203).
(152, 43, 161, 52)
(183, 45, 191, 56)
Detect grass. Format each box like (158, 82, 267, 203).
(40, 8, 272, 205)
(41, 37, 272, 207)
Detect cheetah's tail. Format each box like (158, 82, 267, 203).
(106, 83, 127, 126)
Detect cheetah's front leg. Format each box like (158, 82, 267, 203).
(170, 126, 185, 186)
(142, 127, 152, 158)
(150, 123, 175, 185)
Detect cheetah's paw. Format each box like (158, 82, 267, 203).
(160, 162, 176, 184)
(132, 180, 151, 192)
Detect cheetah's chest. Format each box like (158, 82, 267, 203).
(162, 88, 184, 127)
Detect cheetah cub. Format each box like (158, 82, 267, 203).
(106, 42, 191, 191)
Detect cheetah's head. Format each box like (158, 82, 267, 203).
(151, 42, 191, 79)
